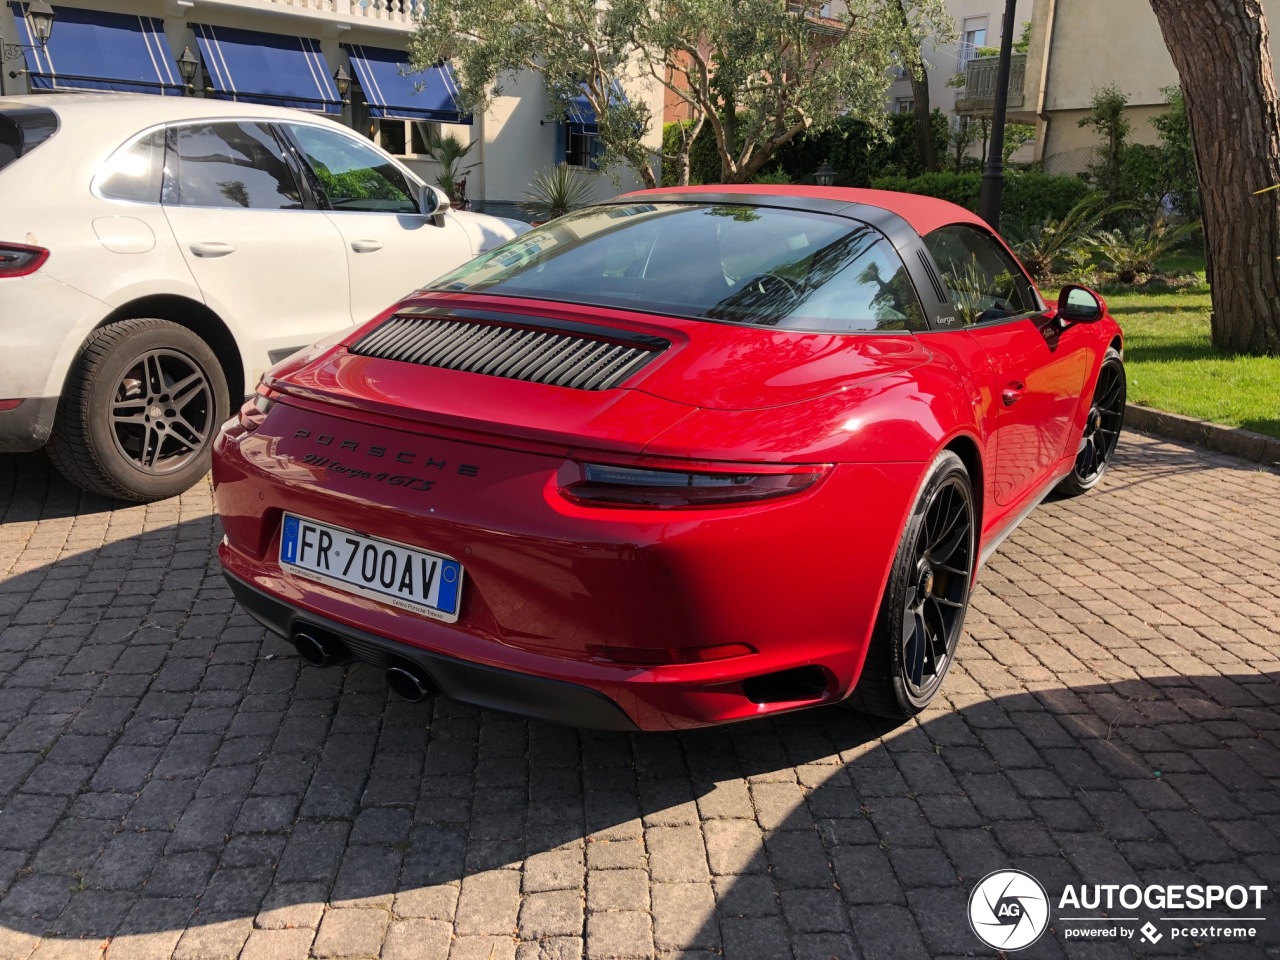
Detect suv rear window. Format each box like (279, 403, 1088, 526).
(0, 106, 58, 173)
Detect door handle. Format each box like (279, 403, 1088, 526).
(351, 240, 383, 253)
(1002, 381, 1027, 407)
(189, 241, 236, 258)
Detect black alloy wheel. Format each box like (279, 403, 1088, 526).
(1058, 347, 1126, 497)
(847, 450, 976, 719)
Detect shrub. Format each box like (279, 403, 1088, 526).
(751, 167, 792, 185)
(1092, 215, 1202, 284)
(520, 164, 596, 222)
(868, 171, 1091, 224)
(1003, 194, 1110, 282)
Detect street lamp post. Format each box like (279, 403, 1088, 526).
(814, 159, 836, 187)
(977, 0, 1019, 229)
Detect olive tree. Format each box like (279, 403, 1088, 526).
(409, 0, 952, 189)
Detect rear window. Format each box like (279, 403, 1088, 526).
(0, 106, 58, 173)
(428, 203, 927, 334)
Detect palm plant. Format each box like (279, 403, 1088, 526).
(422, 131, 477, 204)
(519, 164, 596, 222)
(1092, 214, 1202, 284)
(1004, 194, 1110, 282)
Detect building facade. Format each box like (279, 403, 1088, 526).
(886, 0, 1032, 130)
(1015, 0, 1280, 174)
(0, 0, 666, 217)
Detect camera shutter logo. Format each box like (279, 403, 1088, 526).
(968, 869, 1050, 950)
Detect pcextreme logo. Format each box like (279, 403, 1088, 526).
(969, 870, 1270, 951)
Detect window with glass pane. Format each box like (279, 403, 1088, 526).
(98, 128, 165, 203)
(165, 122, 302, 210)
(566, 128, 597, 168)
(287, 123, 417, 213)
(431, 203, 926, 333)
(922, 224, 1040, 326)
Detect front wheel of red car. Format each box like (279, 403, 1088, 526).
(847, 450, 976, 720)
(1056, 347, 1126, 498)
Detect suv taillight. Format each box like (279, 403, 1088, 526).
(0, 243, 48, 278)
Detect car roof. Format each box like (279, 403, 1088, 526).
(0, 92, 345, 129)
(614, 184, 988, 239)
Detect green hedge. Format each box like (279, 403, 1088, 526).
(869, 171, 1092, 224)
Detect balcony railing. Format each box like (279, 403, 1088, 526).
(954, 52, 1026, 115)
(249, 0, 427, 25)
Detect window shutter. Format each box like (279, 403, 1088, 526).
(554, 122, 568, 165)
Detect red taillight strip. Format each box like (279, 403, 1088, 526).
(0, 243, 49, 278)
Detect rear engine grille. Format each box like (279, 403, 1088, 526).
(350, 312, 668, 391)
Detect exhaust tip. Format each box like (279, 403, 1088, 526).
(292, 629, 345, 668)
(386, 663, 433, 703)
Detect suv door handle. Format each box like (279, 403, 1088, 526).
(190, 241, 236, 258)
(1002, 381, 1027, 406)
(351, 240, 383, 253)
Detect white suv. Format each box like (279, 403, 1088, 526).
(0, 94, 526, 501)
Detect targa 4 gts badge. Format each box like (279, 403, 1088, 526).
(290, 429, 482, 492)
(968, 870, 1050, 951)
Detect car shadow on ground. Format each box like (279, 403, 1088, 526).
(0, 447, 1277, 958)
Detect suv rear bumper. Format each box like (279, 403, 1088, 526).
(0, 397, 57, 452)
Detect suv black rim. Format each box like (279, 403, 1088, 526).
(902, 476, 974, 702)
(1075, 362, 1125, 484)
(110, 349, 213, 474)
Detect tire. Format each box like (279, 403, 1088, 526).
(846, 450, 977, 720)
(1056, 347, 1126, 498)
(47, 318, 229, 502)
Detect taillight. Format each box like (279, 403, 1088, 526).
(236, 391, 276, 431)
(0, 243, 49, 278)
(562, 462, 829, 508)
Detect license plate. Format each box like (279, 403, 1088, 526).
(279, 514, 463, 623)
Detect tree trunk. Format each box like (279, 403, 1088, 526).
(910, 69, 937, 172)
(1149, 0, 1280, 355)
(894, 0, 937, 172)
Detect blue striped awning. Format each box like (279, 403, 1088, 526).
(343, 45, 470, 125)
(565, 81, 628, 136)
(193, 24, 340, 114)
(7, 3, 181, 95)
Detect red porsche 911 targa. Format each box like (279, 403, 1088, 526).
(212, 186, 1125, 731)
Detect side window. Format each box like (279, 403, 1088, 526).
(164, 122, 302, 210)
(97, 128, 165, 203)
(772, 230, 927, 333)
(285, 124, 418, 214)
(922, 224, 1039, 326)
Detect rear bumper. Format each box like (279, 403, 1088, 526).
(224, 570, 638, 731)
(213, 400, 925, 729)
(0, 397, 57, 452)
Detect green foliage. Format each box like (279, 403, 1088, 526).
(1151, 87, 1199, 219)
(1092, 215, 1202, 284)
(520, 164, 596, 222)
(869, 171, 1092, 224)
(1079, 85, 1132, 203)
(421, 131, 476, 204)
(1003, 193, 1111, 282)
(408, 0, 656, 187)
(774, 111, 948, 186)
(1003, 123, 1036, 163)
(751, 167, 792, 185)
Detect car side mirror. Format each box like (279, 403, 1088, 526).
(419, 184, 451, 218)
(1057, 284, 1105, 325)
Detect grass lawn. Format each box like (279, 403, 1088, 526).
(1104, 286, 1280, 439)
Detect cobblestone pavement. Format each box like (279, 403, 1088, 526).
(0, 432, 1278, 960)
